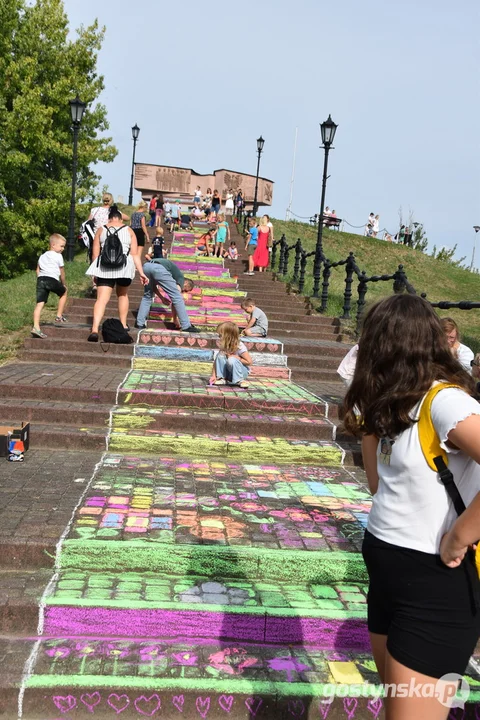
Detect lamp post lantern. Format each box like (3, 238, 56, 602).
(128, 124, 140, 207)
(312, 115, 338, 297)
(252, 135, 265, 218)
(471, 226, 480, 272)
(66, 95, 86, 262)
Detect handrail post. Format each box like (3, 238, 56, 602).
(356, 271, 368, 334)
(293, 239, 302, 282)
(270, 239, 279, 270)
(319, 260, 331, 313)
(341, 252, 355, 319)
(298, 251, 308, 294)
(278, 235, 287, 275)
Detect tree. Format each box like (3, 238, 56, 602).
(430, 244, 467, 269)
(0, 0, 117, 278)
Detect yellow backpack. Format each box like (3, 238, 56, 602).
(418, 382, 480, 575)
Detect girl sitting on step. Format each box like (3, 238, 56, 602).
(210, 322, 252, 389)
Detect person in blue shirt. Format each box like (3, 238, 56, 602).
(244, 218, 258, 275)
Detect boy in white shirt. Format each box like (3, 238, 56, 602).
(32, 234, 68, 338)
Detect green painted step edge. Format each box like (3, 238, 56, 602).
(44, 596, 366, 619)
(108, 435, 343, 466)
(60, 542, 367, 583)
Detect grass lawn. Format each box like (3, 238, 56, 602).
(0, 252, 92, 364)
(271, 219, 480, 352)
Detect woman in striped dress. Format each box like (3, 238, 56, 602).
(85, 205, 147, 342)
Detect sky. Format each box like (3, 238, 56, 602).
(64, 0, 479, 267)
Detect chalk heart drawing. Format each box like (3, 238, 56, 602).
(288, 699, 305, 717)
(134, 694, 161, 716)
(256, 343, 265, 352)
(245, 697, 263, 717)
(172, 695, 185, 712)
(175, 337, 185, 345)
(151, 335, 162, 344)
(218, 695, 234, 713)
(269, 344, 278, 352)
(343, 697, 358, 720)
(140, 334, 150, 343)
(367, 697, 383, 718)
(162, 336, 171, 344)
(196, 697, 211, 718)
(53, 695, 77, 713)
(107, 694, 130, 714)
(187, 337, 196, 346)
(81, 692, 101, 712)
(198, 339, 208, 347)
(318, 698, 334, 719)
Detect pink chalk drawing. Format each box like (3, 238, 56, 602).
(269, 344, 279, 352)
(172, 695, 185, 712)
(172, 651, 198, 666)
(367, 697, 383, 718)
(268, 657, 310, 683)
(343, 697, 358, 720)
(102, 642, 130, 659)
(134, 694, 161, 716)
(162, 336, 171, 344)
(208, 647, 258, 676)
(218, 695, 234, 713)
(198, 339, 208, 347)
(318, 698, 334, 719)
(141, 334, 150, 343)
(81, 692, 101, 712)
(288, 699, 306, 717)
(53, 695, 77, 713)
(45, 646, 71, 659)
(196, 697, 211, 718)
(107, 693, 130, 714)
(256, 343, 265, 351)
(245, 697, 263, 717)
(175, 337, 185, 345)
(187, 337, 196, 346)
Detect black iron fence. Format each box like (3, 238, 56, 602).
(269, 234, 473, 333)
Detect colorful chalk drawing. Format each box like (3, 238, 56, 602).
(18, 230, 480, 718)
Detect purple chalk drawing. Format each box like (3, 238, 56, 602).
(53, 695, 77, 713)
(245, 697, 263, 717)
(318, 698, 333, 719)
(268, 657, 310, 683)
(196, 697, 211, 718)
(46, 646, 71, 659)
(367, 697, 383, 718)
(288, 699, 306, 717)
(107, 693, 130, 714)
(172, 652, 198, 666)
(208, 648, 258, 676)
(134, 694, 161, 716)
(81, 692, 101, 712)
(476, 705, 480, 720)
(172, 695, 185, 712)
(218, 695, 234, 713)
(343, 697, 358, 720)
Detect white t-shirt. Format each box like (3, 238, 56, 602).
(456, 343, 474, 372)
(367, 386, 480, 554)
(38, 251, 64, 281)
(337, 344, 358, 386)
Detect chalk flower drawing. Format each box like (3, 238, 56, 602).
(172, 652, 198, 666)
(208, 648, 258, 676)
(45, 647, 71, 659)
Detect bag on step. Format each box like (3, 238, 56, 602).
(98, 226, 129, 269)
(101, 318, 133, 344)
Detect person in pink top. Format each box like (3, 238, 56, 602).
(253, 215, 271, 272)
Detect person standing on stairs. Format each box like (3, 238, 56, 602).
(343, 294, 480, 720)
(211, 189, 221, 215)
(130, 200, 150, 257)
(31, 234, 68, 338)
(252, 215, 271, 272)
(210, 321, 252, 388)
(85, 205, 148, 342)
(135, 257, 200, 333)
(225, 188, 234, 219)
(244, 217, 258, 275)
(213, 213, 230, 258)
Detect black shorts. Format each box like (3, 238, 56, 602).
(133, 228, 145, 247)
(36, 276, 66, 303)
(362, 529, 480, 678)
(96, 277, 132, 288)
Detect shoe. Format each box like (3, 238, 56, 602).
(182, 325, 201, 333)
(247, 272, 254, 276)
(124, 325, 130, 331)
(238, 381, 249, 388)
(55, 315, 67, 323)
(214, 378, 226, 385)
(135, 323, 146, 329)
(31, 327, 47, 338)
(87, 332, 99, 342)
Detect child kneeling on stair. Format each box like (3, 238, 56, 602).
(210, 322, 252, 389)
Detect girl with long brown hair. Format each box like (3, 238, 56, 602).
(210, 322, 252, 388)
(440, 317, 474, 372)
(343, 294, 480, 719)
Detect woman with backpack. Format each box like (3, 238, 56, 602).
(85, 205, 148, 342)
(342, 294, 480, 719)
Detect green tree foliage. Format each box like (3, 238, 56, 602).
(430, 244, 467, 269)
(0, 0, 117, 278)
(411, 223, 429, 253)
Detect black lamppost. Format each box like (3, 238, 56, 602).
(252, 135, 265, 218)
(66, 95, 86, 262)
(471, 226, 480, 271)
(128, 124, 140, 206)
(312, 115, 338, 297)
